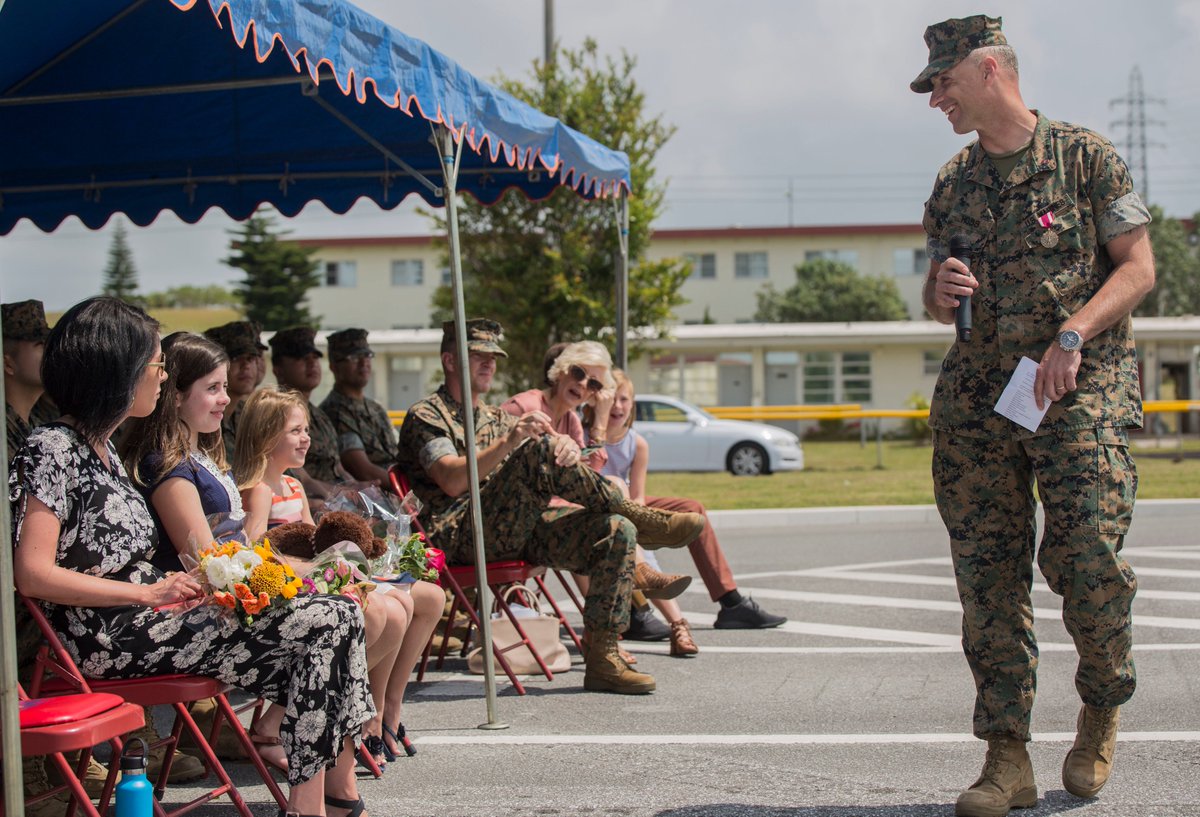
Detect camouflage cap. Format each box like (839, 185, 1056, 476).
(441, 318, 507, 358)
(326, 328, 372, 362)
(204, 320, 267, 358)
(1, 300, 50, 342)
(910, 15, 1007, 93)
(269, 326, 323, 359)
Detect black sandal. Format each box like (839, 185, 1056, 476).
(325, 794, 367, 817)
(382, 722, 417, 757)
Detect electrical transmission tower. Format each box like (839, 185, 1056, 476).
(1109, 65, 1165, 202)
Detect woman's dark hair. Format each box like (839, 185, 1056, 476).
(42, 296, 160, 445)
(120, 332, 230, 487)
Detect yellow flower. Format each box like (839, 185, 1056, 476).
(248, 561, 286, 598)
(253, 542, 274, 562)
(281, 581, 298, 600)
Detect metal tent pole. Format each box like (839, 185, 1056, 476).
(0, 311, 24, 817)
(436, 123, 507, 730)
(613, 195, 630, 370)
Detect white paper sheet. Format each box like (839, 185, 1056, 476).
(993, 356, 1051, 432)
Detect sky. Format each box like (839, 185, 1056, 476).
(3, 0, 1200, 309)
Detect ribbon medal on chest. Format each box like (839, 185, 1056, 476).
(1036, 210, 1058, 248)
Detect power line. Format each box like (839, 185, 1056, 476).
(1110, 65, 1165, 201)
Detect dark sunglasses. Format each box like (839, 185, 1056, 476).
(568, 365, 604, 393)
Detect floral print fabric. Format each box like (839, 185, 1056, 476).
(10, 424, 374, 786)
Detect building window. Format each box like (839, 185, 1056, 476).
(803, 351, 872, 403)
(684, 252, 716, 280)
(391, 259, 424, 287)
(734, 251, 768, 279)
(923, 350, 944, 376)
(893, 247, 929, 276)
(324, 261, 357, 287)
(440, 267, 452, 286)
(805, 249, 859, 269)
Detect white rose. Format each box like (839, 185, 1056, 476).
(205, 555, 235, 590)
(233, 550, 262, 574)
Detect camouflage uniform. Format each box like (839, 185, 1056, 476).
(221, 398, 245, 464)
(321, 388, 398, 470)
(397, 384, 636, 634)
(303, 400, 343, 483)
(924, 112, 1148, 740)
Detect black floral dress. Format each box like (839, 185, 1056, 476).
(10, 424, 375, 786)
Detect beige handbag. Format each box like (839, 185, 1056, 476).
(466, 586, 571, 675)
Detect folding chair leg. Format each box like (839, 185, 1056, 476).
(46, 751, 104, 817)
(213, 694, 288, 810)
(493, 585, 555, 681)
(534, 575, 583, 652)
(166, 701, 254, 817)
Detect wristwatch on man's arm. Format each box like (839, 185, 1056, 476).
(1057, 329, 1083, 352)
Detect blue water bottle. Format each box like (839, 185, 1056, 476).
(115, 738, 153, 817)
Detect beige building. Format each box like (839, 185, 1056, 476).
(298, 223, 930, 330)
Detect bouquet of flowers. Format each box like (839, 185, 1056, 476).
(302, 541, 376, 609)
(382, 531, 444, 584)
(196, 539, 304, 626)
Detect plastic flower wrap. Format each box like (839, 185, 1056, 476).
(380, 531, 442, 584)
(193, 538, 304, 626)
(302, 540, 376, 609)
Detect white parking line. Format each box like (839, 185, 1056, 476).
(625, 642, 1200, 655)
(414, 731, 1200, 746)
(761, 568, 1200, 602)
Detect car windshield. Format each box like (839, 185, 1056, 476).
(637, 398, 714, 423)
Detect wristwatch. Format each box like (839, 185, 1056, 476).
(1057, 329, 1083, 352)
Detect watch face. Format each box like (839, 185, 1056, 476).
(1059, 330, 1082, 351)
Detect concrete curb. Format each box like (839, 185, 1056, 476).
(707, 497, 1200, 531)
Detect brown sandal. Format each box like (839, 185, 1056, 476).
(249, 727, 288, 773)
(669, 618, 699, 657)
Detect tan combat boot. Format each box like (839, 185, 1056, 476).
(955, 737, 1038, 817)
(615, 501, 705, 550)
(633, 561, 692, 600)
(127, 718, 208, 784)
(583, 630, 656, 694)
(1062, 704, 1120, 799)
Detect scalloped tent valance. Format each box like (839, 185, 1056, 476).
(0, 0, 631, 235)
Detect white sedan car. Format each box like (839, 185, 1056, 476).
(634, 395, 804, 476)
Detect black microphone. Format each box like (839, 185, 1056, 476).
(949, 234, 972, 343)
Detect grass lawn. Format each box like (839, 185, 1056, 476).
(646, 438, 1200, 510)
(48, 307, 242, 334)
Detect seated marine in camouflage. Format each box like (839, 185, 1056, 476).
(320, 328, 396, 489)
(396, 318, 707, 695)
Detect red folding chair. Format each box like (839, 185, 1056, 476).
(17, 686, 144, 817)
(20, 594, 288, 817)
(388, 466, 583, 695)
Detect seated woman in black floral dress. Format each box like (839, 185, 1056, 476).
(11, 297, 375, 817)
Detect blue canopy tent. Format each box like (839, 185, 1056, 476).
(0, 0, 632, 806)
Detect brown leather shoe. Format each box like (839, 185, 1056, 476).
(583, 631, 655, 694)
(633, 562, 692, 600)
(955, 737, 1037, 817)
(1063, 705, 1120, 799)
(669, 619, 699, 657)
(615, 501, 705, 550)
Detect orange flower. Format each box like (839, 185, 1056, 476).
(213, 590, 236, 609)
(234, 583, 271, 615)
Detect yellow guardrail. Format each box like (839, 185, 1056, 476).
(389, 400, 1199, 427)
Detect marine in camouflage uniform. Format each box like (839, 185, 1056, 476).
(321, 328, 399, 475)
(397, 383, 636, 636)
(915, 14, 1155, 810)
(302, 400, 343, 483)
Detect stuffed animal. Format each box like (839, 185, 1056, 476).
(266, 520, 316, 559)
(312, 511, 388, 561)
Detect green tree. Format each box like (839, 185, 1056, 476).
(1135, 205, 1200, 317)
(141, 285, 240, 309)
(754, 259, 910, 322)
(428, 40, 688, 392)
(225, 210, 321, 330)
(101, 218, 140, 303)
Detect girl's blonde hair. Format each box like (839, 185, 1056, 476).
(583, 368, 635, 433)
(546, 340, 616, 391)
(233, 388, 309, 490)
